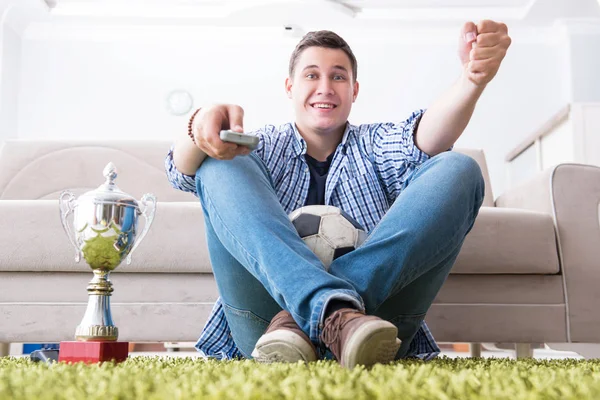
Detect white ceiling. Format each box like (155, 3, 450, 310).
(2, 0, 595, 37)
(46, 0, 533, 17)
(47, 0, 533, 7)
(41, 0, 600, 24)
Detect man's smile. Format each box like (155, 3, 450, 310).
(310, 102, 338, 112)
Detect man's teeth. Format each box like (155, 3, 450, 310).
(313, 104, 335, 109)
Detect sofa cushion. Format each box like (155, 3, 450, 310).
(0, 200, 213, 274)
(0, 201, 559, 275)
(451, 207, 560, 274)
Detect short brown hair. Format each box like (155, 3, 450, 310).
(288, 30, 358, 82)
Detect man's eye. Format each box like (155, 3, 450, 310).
(306, 73, 316, 79)
(333, 75, 345, 81)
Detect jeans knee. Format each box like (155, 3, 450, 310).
(196, 155, 238, 184)
(434, 151, 485, 204)
(195, 153, 268, 191)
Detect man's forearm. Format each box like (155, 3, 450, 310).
(173, 133, 209, 176)
(414, 72, 486, 157)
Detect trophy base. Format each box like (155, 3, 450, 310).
(58, 341, 129, 364)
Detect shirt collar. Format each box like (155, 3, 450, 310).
(291, 122, 353, 158)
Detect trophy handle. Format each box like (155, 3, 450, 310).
(59, 190, 82, 263)
(126, 193, 157, 265)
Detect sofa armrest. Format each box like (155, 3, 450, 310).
(496, 163, 600, 342)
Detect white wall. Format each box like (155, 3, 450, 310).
(16, 23, 567, 198)
(564, 20, 600, 102)
(0, 0, 49, 141)
(0, 15, 21, 140)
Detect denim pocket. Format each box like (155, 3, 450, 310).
(222, 302, 271, 358)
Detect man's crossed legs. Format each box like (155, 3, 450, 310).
(195, 151, 484, 368)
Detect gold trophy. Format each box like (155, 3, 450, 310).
(58, 162, 156, 363)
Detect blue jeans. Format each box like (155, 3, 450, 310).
(195, 151, 484, 358)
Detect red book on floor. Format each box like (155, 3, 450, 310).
(58, 341, 129, 364)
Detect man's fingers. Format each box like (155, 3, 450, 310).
(477, 20, 508, 34)
(475, 32, 505, 47)
(226, 104, 245, 133)
(193, 107, 224, 148)
(195, 118, 234, 159)
(192, 104, 249, 160)
(470, 45, 506, 61)
(188, 103, 251, 161)
(211, 144, 250, 160)
(204, 135, 239, 159)
(203, 143, 239, 160)
(463, 20, 510, 86)
(236, 146, 252, 157)
(457, 21, 478, 66)
(461, 21, 478, 44)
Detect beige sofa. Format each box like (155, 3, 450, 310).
(1, 139, 599, 358)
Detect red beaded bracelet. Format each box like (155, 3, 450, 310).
(187, 108, 202, 145)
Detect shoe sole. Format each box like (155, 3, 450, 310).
(251, 330, 318, 363)
(341, 320, 401, 369)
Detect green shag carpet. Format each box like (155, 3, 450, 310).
(1, 356, 599, 400)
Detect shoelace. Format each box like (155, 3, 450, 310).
(321, 309, 364, 347)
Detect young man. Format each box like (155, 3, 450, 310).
(166, 21, 511, 368)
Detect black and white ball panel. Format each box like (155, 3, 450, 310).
(289, 205, 367, 269)
(319, 212, 360, 248)
(288, 205, 340, 220)
(291, 213, 321, 237)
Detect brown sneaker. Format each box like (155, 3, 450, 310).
(251, 310, 318, 363)
(320, 308, 401, 369)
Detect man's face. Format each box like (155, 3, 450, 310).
(285, 46, 359, 136)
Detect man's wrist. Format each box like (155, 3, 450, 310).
(459, 70, 486, 100)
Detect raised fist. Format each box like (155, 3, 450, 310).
(458, 20, 511, 87)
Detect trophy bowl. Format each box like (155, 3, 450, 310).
(59, 162, 156, 342)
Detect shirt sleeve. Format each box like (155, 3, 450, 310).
(367, 109, 433, 202)
(164, 145, 199, 197)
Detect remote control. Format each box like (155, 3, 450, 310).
(219, 130, 259, 150)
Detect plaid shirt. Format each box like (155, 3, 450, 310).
(165, 109, 441, 360)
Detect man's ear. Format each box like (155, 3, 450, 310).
(285, 77, 293, 99)
(352, 80, 360, 102)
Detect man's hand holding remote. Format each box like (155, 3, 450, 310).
(174, 104, 251, 175)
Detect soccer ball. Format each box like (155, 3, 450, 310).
(289, 205, 367, 270)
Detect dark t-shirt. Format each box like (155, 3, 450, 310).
(304, 153, 334, 206)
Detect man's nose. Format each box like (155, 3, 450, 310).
(316, 78, 334, 95)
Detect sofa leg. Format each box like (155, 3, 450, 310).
(0, 342, 9, 357)
(470, 343, 482, 357)
(515, 343, 533, 359)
